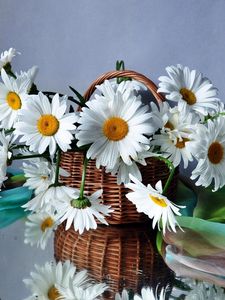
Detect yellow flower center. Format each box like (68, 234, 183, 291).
(41, 175, 48, 180)
(102, 117, 129, 141)
(41, 217, 54, 232)
(6, 92, 22, 110)
(180, 88, 196, 105)
(48, 286, 61, 300)
(175, 138, 190, 149)
(149, 194, 167, 207)
(165, 121, 174, 131)
(37, 115, 59, 136)
(208, 141, 224, 164)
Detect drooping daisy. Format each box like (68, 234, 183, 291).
(58, 279, 108, 300)
(0, 68, 31, 129)
(23, 260, 89, 300)
(15, 92, 78, 155)
(24, 210, 58, 250)
(0, 48, 17, 70)
(76, 80, 159, 169)
(23, 158, 69, 195)
(22, 185, 74, 213)
(158, 64, 219, 116)
(134, 287, 166, 300)
(126, 175, 183, 234)
(56, 188, 113, 234)
(152, 104, 199, 168)
(191, 117, 225, 191)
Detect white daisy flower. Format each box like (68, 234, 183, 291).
(134, 287, 166, 300)
(58, 279, 108, 300)
(191, 117, 225, 191)
(56, 188, 113, 234)
(76, 80, 158, 169)
(152, 104, 199, 168)
(24, 210, 58, 250)
(23, 158, 69, 195)
(0, 48, 17, 70)
(0, 68, 31, 129)
(16, 65, 39, 93)
(115, 289, 129, 300)
(23, 260, 89, 300)
(15, 92, 78, 155)
(22, 185, 74, 213)
(158, 64, 219, 116)
(125, 175, 183, 234)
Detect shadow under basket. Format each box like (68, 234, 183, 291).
(54, 223, 174, 299)
(60, 152, 179, 224)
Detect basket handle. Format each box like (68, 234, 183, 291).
(83, 70, 164, 103)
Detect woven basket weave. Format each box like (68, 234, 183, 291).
(54, 223, 174, 299)
(60, 70, 178, 224)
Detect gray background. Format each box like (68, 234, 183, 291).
(1, 0, 225, 299)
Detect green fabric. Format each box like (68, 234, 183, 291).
(194, 186, 225, 222)
(0, 169, 33, 228)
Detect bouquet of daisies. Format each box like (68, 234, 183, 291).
(0, 48, 225, 250)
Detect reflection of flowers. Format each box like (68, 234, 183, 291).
(24, 209, 58, 250)
(23, 260, 90, 300)
(116, 287, 166, 300)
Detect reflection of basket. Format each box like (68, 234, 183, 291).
(60, 70, 178, 224)
(54, 223, 174, 299)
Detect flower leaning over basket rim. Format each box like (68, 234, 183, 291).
(14, 92, 78, 155)
(125, 175, 183, 234)
(55, 187, 113, 234)
(158, 64, 219, 116)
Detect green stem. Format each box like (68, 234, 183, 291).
(54, 149, 61, 185)
(12, 154, 48, 160)
(79, 155, 89, 199)
(204, 112, 225, 123)
(156, 156, 175, 196)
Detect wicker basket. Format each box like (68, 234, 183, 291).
(60, 70, 178, 224)
(54, 223, 174, 299)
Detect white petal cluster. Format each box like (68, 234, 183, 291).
(0, 48, 17, 70)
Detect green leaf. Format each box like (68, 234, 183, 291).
(69, 86, 86, 106)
